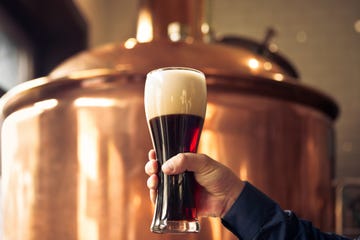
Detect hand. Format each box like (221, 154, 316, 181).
(145, 150, 245, 218)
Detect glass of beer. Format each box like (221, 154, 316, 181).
(144, 67, 207, 233)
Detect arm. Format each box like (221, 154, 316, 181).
(145, 151, 354, 240)
(222, 182, 352, 240)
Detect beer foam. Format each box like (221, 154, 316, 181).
(144, 67, 207, 120)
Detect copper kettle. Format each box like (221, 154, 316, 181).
(1, 0, 338, 239)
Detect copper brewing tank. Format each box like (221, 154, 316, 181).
(1, 0, 339, 239)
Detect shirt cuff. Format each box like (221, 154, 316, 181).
(221, 181, 280, 240)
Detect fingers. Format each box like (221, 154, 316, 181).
(162, 153, 212, 175)
(147, 174, 158, 204)
(148, 149, 156, 161)
(146, 149, 158, 204)
(145, 150, 158, 176)
(145, 160, 158, 175)
(147, 174, 158, 189)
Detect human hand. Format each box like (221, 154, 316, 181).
(145, 150, 245, 218)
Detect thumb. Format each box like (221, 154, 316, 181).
(162, 153, 210, 175)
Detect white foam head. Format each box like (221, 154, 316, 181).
(144, 67, 207, 120)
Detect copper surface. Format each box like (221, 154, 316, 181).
(1, 0, 339, 239)
(1, 72, 337, 239)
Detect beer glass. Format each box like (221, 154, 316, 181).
(144, 67, 207, 233)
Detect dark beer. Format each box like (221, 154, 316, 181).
(149, 114, 204, 222)
(144, 67, 207, 233)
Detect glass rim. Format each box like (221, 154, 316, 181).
(146, 67, 205, 77)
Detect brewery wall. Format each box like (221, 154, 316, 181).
(74, 0, 360, 178)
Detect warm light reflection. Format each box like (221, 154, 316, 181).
(33, 99, 58, 111)
(205, 103, 216, 121)
(208, 218, 222, 239)
(136, 8, 153, 42)
(124, 38, 138, 49)
(128, 194, 142, 240)
(273, 73, 284, 81)
(79, 217, 98, 240)
(248, 58, 260, 70)
(74, 97, 117, 108)
(264, 62, 273, 71)
(13, 99, 58, 121)
(168, 22, 181, 42)
(201, 23, 210, 35)
(199, 104, 219, 158)
(68, 69, 114, 80)
(198, 130, 219, 160)
(239, 164, 248, 181)
(354, 19, 360, 33)
(77, 110, 99, 180)
(77, 109, 100, 240)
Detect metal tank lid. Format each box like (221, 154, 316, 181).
(50, 39, 290, 81)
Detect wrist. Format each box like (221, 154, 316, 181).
(221, 180, 245, 218)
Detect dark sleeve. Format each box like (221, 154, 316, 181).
(221, 182, 352, 240)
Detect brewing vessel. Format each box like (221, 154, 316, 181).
(1, 0, 338, 239)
